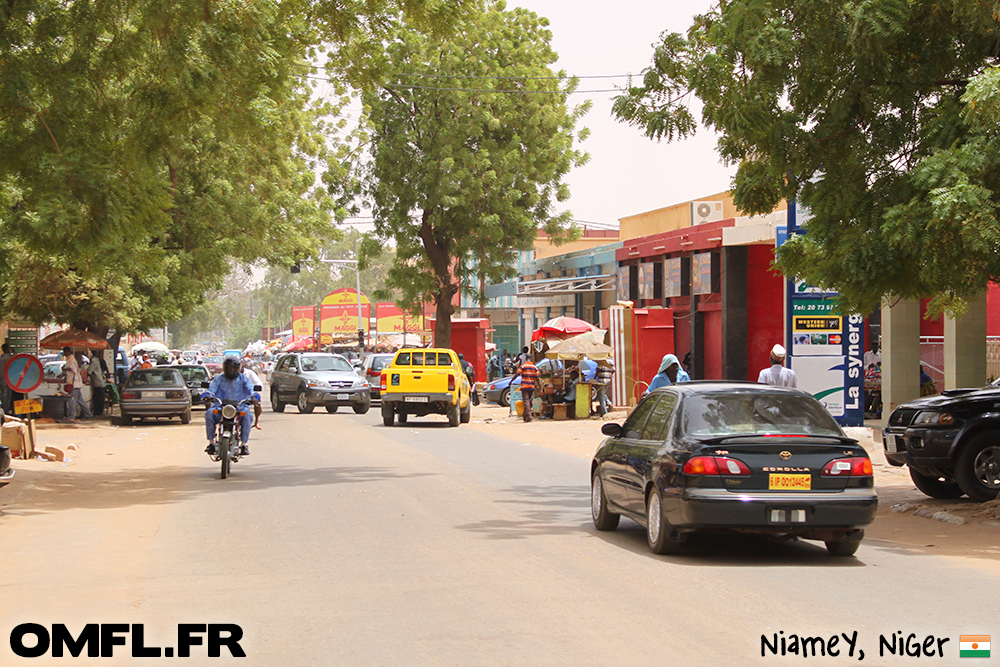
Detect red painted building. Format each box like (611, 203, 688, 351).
(615, 218, 785, 381)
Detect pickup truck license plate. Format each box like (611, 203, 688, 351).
(336, 394, 349, 400)
(404, 396, 429, 403)
(768, 473, 811, 491)
(885, 434, 898, 453)
(144, 391, 165, 398)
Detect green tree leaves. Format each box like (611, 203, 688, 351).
(615, 0, 1000, 316)
(358, 0, 588, 347)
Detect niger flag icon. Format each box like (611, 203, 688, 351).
(960, 636, 990, 658)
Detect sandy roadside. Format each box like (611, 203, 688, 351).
(4, 407, 999, 562)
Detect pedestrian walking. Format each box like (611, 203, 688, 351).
(512, 357, 539, 422)
(63, 347, 93, 421)
(458, 354, 479, 406)
(595, 359, 615, 416)
(87, 351, 107, 416)
(757, 344, 797, 387)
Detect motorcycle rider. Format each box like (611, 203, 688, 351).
(205, 357, 256, 456)
(241, 357, 263, 429)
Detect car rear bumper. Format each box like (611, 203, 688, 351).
(673, 487, 878, 530)
(120, 400, 191, 416)
(382, 392, 454, 405)
(0, 467, 13, 486)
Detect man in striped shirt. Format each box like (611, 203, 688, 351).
(513, 358, 540, 422)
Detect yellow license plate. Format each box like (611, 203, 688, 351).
(768, 473, 811, 490)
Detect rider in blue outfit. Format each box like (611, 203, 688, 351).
(205, 357, 256, 456)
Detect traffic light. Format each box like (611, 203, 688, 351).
(358, 328, 365, 350)
(290, 260, 301, 274)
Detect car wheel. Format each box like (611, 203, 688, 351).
(326, 405, 338, 414)
(825, 530, 863, 557)
(381, 403, 394, 426)
(119, 409, 132, 426)
(271, 388, 285, 413)
(460, 399, 471, 424)
(296, 389, 314, 414)
(591, 468, 620, 531)
(909, 467, 964, 499)
(353, 401, 370, 415)
(646, 488, 681, 555)
(447, 403, 460, 427)
(955, 433, 1000, 502)
(180, 407, 191, 425)
(499, 388, 510, 408)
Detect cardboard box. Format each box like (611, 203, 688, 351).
(2, 422, 27, 458)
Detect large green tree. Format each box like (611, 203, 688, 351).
(0, 0, 468, 339)
(613, 0, 1000, 316)
(356, 0, 589, 347)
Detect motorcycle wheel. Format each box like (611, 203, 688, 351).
(220, 434, 231, 479)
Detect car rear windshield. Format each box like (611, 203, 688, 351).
(128, 369, 183, 387)
(395, 351, 451, 366)
(680, 392, 843, 438)
(177, 367, 209, 383)
(370, 356, 392, 371)
(301, 356, 353, 372)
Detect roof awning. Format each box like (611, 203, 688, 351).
(516, 274, 616, 296)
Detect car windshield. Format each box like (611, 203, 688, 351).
(301, 356, 353, 372)
(204, 356, 223, 364)
(128, 369, 183, 387)
(681, 392, 843, 438)
(177, 367, 209, 383)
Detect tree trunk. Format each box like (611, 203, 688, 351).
(419, 209, 458, 349)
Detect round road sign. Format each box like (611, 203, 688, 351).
(4, 354, 44, 394)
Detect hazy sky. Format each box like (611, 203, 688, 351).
(517, 0, 735, 226)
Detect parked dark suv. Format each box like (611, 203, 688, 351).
(270, 353, 370, 414)
(883, 383, 1000, 502)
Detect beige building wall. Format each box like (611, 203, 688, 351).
(618, 190, 787, 240)
(533, 236, 619, 260)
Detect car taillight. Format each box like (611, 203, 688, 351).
(821, 456, 873, 477)
(448, 375, 455, 391)
(381, 373, 387, 391)
(368, 368, 380, 377)
(683, 456, 751, 476)
(121, 391, 138, 400)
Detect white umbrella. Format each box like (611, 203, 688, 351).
(131, 341, 170, 355)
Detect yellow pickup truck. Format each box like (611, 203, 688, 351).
(379, 348, 471, 427)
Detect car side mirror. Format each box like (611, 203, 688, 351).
(253, 384, 262, 392)
(201, 381, 210, 389)
(601, 423, 622, 437)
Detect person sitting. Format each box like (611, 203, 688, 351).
(645, 354, 690, 394)
(205, 357, 256, 456)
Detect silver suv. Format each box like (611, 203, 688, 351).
(270, 353, 370, 414)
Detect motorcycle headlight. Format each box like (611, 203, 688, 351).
(307, 379, 330, 388)
(221, 404, 238, 420)
(913, 411, 955, 426)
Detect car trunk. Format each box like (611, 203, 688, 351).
(695, 438, 862, 493)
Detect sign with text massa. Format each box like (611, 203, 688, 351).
(320, 288, 371, 338)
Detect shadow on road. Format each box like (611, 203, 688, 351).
(454, 484, 592, 540)
(0, 465, 438, 516)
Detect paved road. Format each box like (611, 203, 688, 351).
(4, 408, 999, 665)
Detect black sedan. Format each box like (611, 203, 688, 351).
(883, 385, 1000, 502)
(173, 364, 213, 408)
(591, 383, 877, 557)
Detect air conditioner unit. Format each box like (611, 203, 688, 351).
(690, 200, 724, 225)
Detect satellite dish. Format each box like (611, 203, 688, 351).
(696, 202, 713, 219)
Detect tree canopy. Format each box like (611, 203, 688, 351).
(0, 0, 468, 337)
(357, 0, 589, 347)
(613, 0, 1000, 316)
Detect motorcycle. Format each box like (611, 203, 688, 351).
(202, 384, 261, 479)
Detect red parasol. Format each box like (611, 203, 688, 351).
(531, 316, 598, 342)
(39, 328, 110, 350)
(282, 336, 315, 352)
